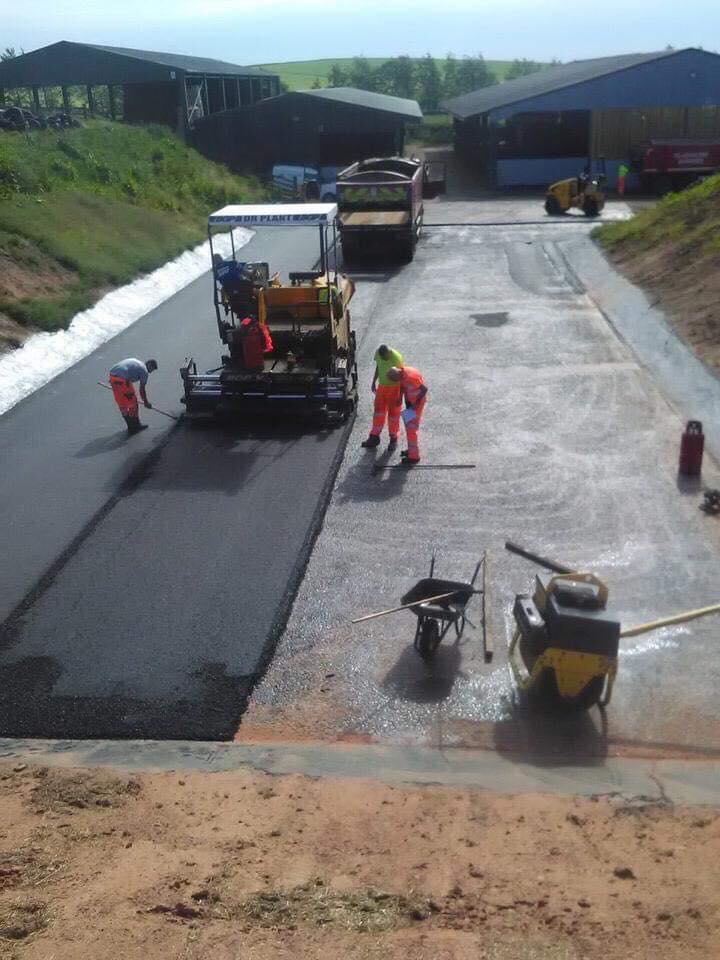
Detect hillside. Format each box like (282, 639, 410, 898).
(0, 123, 265, 349)
(258, 57, 524, 90)
(596, 175, 720, 372)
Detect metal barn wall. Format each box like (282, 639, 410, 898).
(591, 106, 720, 157)
(194, 93, 406, 172)
(123, 82, 179, 126)
(496, 157, 627, 188)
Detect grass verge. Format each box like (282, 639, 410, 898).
(0, 122, 266, 334)
(594, 173, 720, 262)
(595, 173, 720, 372)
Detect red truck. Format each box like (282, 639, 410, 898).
(337, 156, 444, 262)
(632, 139, 720, 193)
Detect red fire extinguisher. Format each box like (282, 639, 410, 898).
(679, 420, 704, 477)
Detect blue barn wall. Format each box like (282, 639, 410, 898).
(490, 49, 720, 122)
(496, 157, 636, 188)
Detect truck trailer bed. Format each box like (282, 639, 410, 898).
(340, 210, 411, 227)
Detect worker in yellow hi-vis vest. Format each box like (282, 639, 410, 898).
(361, 344, 404, 451)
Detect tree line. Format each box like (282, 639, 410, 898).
(317, 55, 549, 111)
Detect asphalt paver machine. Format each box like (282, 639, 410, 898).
(181, 203, 358, 421)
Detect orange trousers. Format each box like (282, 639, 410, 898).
(109, 375, 138, 418)
(404, 396, 427, 462)
(370, 384, 402, 439)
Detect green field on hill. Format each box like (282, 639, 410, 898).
(258, 57, 521, 91)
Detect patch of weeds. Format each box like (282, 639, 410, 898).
(27, 767, 142, 814)
(57, 138, 83, 161)
(0, 848, 66, 889)
(50, 158, 77, 182)
(0, 900, 49, 941)
(480, 941, 577, 960)
(239, 879, 429, 933)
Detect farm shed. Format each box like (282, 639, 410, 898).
(193, 87, 423, 172)
(442, 48, 720, 188)
(0, 41, 279, 138)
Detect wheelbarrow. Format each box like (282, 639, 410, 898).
(401, 552, 490, 661)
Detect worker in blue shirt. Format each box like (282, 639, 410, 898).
(108, 357, 158, 435)
(213, 254, 247, 296)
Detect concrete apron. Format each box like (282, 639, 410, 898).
(243, 217, 720, 759)
(560, 238, 720, 465)
(0, 737, 719, 805)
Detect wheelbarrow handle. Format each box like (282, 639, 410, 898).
(351, 589, 481, 625)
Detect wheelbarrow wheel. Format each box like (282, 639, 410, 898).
(417, 619, 440, 660)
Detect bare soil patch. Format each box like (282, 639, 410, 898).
(0, 760, 717, 959)
(0, 254, 78, 304)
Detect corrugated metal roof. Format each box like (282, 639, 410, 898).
(442, 49, 700, 118)
(299, 87, 423, 119)
(86, 43, 271, 76)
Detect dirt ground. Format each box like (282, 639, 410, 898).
(607, 244, 720, 374)
(0, 761, 717, 960)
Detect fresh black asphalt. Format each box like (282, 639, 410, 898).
(0, 227, 352, 739)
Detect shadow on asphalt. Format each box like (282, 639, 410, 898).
(337, 450, 411, 503)
(166, 417, 340, 493)
(344, 261, 406, 282)
(382, 642, 464, 704)
(491, 699, 609, 768)
(74, 432, 129, 458)
(675, 473, 703, 496)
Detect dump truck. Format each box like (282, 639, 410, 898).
(180, 203, 357, 422)
(337, 156, 441, 262)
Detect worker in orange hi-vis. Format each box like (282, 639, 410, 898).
(387, 365, 428, 465)
(108, 358, 158, 435)
(361, 343, 404, 451)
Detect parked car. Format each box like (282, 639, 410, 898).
(0, 107, 43, 132)
(272, 163, 339, 203)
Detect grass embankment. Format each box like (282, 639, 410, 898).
(0, 123, 265, 343)
(258, 57, 519, 90)
(596, 174, 720, 372)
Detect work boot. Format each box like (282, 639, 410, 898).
(361, 434, 380, 449)
(387, 437, 398, 451)
(400, 449, 409, 459)
(401, 457, 420, 467)
(126, 417, 148, 436)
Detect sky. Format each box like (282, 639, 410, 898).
(3, 0, 717, 66)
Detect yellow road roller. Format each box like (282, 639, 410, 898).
(506, 541, 720, 712)
(545, 158, 607, 218)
